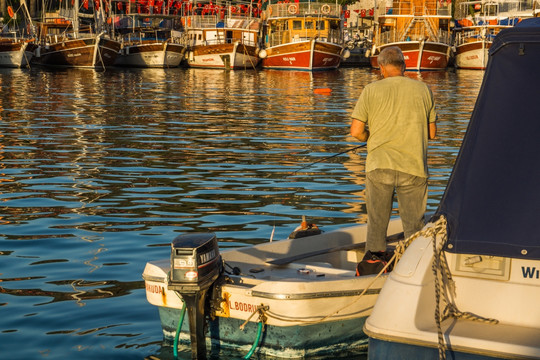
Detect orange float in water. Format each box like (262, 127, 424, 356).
(314, 88, 332, 95)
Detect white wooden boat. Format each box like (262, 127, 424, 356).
(182, 3, 263, 70)
(0, 37, 36, 68)
(452, 1, 519, 70)
(143, 217, 406, 358)
(0, 1, 37, 68)
(115, 16, 186, 68)
(259, 1, 349, 71)
(364, 18, 540, 360)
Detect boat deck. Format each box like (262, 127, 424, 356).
(225, 260, 358, 287)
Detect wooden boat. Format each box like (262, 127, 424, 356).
(115, 15, 186, 68)
(143, 217, 406, 358)
(364, 18, 540, 360)
(0, 2, 37, 68)
(33, 1, 121, 69)
(182, 3, 263, 70)
(368, 0, 452, 70)
(452, 1, 521, 70)
(0, 37, 36, 68)
(259, 1, 349, 71)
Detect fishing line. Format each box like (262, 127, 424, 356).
(267, 143, 367, 242)
(291, 143, 366, 175)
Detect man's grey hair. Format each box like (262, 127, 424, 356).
(377, 46, 405, 69)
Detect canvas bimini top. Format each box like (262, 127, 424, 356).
(436, 18, 540, 260)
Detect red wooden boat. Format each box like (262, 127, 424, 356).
(369, 0, 452, 70)
(259, 1, 349, 71)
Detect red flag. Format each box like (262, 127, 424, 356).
(83, 0, 89, 9)
(360, 9, 365, 17)
(344, 10, 350, 18)
(369, 8, 373, 16)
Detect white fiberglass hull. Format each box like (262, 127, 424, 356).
(365, 222, 540, 359)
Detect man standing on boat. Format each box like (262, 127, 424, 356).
(350, 46, 437, 254)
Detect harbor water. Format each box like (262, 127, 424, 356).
(0, 66, 484, 359)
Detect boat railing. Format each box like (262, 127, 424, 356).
(185, 15, 261, 30)
(453, 27, 498, 46)
(378, 27, 450, 44)
(384, 1, 451, 17)
(266, 2, 340, 18)
(266, 25, 341, 47)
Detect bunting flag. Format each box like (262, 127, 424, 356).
(360, 8, 365, 17)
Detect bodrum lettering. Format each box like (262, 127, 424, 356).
(228, 299, 259, 313)
(146, 283, 164, 294)
(521, 266, 540, 279)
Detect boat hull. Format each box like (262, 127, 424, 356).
(115, 42, 185, 68)
(0, 40, 36, 67)
(370, 41, 450, 70)
(368, 337, 503, 360)
(262, 39, 343, 71)
(159, 306, 368, 358)
(186, 42, 259, 70)
(34, 36, 121, 68)
(454, 40, 490, 70)
(364, 234, 540, 360)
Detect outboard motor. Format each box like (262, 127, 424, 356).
(168, 233, 223, 360)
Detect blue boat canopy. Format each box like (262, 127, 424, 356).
(436, 18, 540, 260)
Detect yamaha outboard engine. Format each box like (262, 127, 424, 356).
(168, 233, 222, 360)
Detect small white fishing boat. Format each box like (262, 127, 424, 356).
(364, 18, 540, 360)
(143, 217, 406, 358)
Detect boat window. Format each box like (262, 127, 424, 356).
(316, 21, 325, 30)
(292, 20, 302, 30)
(305, 21, 314, 29)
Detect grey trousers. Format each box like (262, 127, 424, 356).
(366, 169, 427, 252)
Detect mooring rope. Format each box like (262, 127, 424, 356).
(430, 215, 499, 360)
(246, 213, 499, 349)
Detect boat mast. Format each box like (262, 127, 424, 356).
(21, 0, 36, 37)
(73, 0, 80, 37)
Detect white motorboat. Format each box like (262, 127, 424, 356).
(143, 217, 405, 358)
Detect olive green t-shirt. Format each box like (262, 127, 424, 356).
(351, 76, 436, 178)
